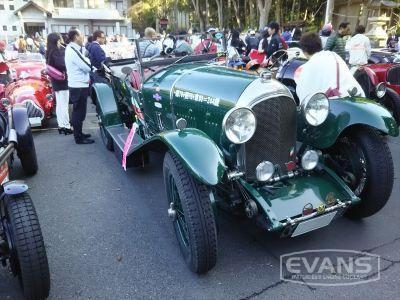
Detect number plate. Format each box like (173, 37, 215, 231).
(291, 211, 337, 237)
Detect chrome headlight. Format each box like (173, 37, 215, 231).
(223, 107, 256, 144)
(376, 82, 386, 98)
(302, 93, 330, 126)
(301, 150, 319, 170)
(256, 161, 275, 181)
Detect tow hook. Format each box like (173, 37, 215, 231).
(167, 202, 177, 221)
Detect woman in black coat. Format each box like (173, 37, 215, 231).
(46, 33, 72, 134)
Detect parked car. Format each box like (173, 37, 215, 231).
(275, 51, 400, 125)
(91, 41, 398, 274)
(1, 52, 55, 127)
(0, 101, 50, 299)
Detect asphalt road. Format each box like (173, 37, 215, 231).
(1, 103, 399, 299)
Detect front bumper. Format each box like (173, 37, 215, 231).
(239, 164, 360, 237)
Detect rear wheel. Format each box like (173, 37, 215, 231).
(383, 90, 400, 126)
(1, 193, 50, 300)
(327, 127, 394, 219)
(163, 151, 217, 274)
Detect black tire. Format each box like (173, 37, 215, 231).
(18, 146, 38, 176)
(3, 193, 50, 300)
(383, 88, 400, 126)
(100, 125, 114, 151)
(328, 127, 394, 219)
(163, 151, 217, 274)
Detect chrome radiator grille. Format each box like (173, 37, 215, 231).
(243, 96, 297, 180)
(23, 100, 45, 120)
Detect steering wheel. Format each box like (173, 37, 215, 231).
(268, 50, 289, 70)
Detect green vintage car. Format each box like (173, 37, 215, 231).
(91, 43, 398, 274)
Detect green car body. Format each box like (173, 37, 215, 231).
(92, 56, 397, 272)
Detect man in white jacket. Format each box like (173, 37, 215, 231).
(65, 28, 94, 144)
(295, 32, 364, 105)
(347, 25, 371, 67)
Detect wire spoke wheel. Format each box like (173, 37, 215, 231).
(163, 151, 217, 274)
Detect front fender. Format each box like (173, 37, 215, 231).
(143, 128, 226, 186)
(298, 97, 399, 149)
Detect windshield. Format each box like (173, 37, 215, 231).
(6, 51, 44, 62)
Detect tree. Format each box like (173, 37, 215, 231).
(214, 0, 224, 30)
(191, 0, 206, 31)
(257, 0, 273, 29)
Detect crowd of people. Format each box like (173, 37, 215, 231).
(0, 20, 398, 145)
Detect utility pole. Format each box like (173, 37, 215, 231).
(325, 0, 334, 24)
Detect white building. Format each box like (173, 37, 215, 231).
(0, 0, 133, 41)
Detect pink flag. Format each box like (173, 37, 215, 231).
(122, 123, 138, 171)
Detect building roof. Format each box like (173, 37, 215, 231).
(14, 1, 51, 16)
(52, 8, 126, 21)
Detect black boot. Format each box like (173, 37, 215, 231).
(75, 137, 95, 144)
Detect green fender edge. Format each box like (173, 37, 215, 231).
(298, 97, 399, 149)
(137, 128, 227, 186)
(91, 83, 122, 127)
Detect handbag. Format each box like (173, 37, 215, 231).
(46, 64, 65, 81)
(325, 54, 341, 97)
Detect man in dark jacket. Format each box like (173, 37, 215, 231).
(245, 30, 260, 55)
(324, 22, 350, 60)
(266, 22, 283, 57)
(88, 30, 106, 69)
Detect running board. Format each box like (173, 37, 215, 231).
(106, 125, 147, 168)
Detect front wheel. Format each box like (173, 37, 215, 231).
(163, 151, 217, 274)
(326, 127, 394, 219)
(1, 193, 50, 300)
(18, 146, 38, 176)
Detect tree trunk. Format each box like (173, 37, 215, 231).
(232, 0, 242, 29)
(215, 0, 224, 30)
(257, 0, 273, 30)
(249, 0, 255, 29)
(275, 0, 281, 24)
(206, 0, 210, 28)
(290, 0, 296, 21)
(191, 0, 206, 32)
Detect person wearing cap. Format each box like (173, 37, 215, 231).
(0, 40, 11, 85)
(266, 22, 283, 57)
(194, 28, 217, 54)
(245, 30, 260, 55)
(320, 23, 333, 48)
(324, 22, 350, 60)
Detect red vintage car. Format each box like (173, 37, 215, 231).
(353, 59, 400, 125)
(0, 53, 54, 127)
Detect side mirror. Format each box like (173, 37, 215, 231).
(121, 66, 133, 75)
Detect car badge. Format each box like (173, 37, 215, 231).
(316, 204, 326, 214)
(153, 93, 162, 101)
(302, 203, 313, 216)
(285, 161, 296, 171)
(326, 192, 336, 206)
(155, 86, 160, 92)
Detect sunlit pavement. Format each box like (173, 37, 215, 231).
(1, 103, 399, 299)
